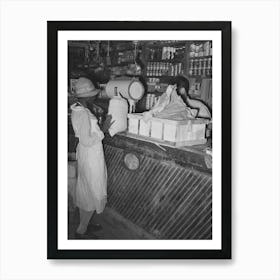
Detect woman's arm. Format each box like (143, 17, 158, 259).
(187, 97, 211, 119)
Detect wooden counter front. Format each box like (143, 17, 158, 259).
(103, 133, 212, 240)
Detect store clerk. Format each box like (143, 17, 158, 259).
(174, 75, 211, 119)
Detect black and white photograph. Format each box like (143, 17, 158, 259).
(48, 21, 231, 259)
(3, 0, 280, 278)
(68, 39, 213, 241)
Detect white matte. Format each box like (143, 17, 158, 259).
(0, 1, 279, 280)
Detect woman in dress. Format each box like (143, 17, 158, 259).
(70, 77, 113, 239)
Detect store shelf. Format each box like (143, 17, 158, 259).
(148, 59, 184, 63)
(189, 55, 212, 59)
(111, 62, 135, 67)
(188, 75, 212, 78)
(145, 41, 187, 47)
(146, 75, 178, 78)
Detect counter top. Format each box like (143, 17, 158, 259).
(103, 132, 212, 174)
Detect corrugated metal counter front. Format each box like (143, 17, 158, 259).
(103, 133, 212, 240)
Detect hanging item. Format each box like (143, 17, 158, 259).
(106, 41, 111, 66)
(133, 40, 141, 74)
(105, 79, 144, 101)
(96, 41, 100, 63)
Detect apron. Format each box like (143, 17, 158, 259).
(71, 104, 107, 213)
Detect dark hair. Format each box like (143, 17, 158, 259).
(175, 76, 190, 93)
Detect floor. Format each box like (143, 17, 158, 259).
(68, 196, 153, 240)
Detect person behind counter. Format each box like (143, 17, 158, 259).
(70, 77, 114, 239)
(174, 75, 211, 119)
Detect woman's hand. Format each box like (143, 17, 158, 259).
(101, 114, 115, 133)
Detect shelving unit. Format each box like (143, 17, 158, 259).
(68, 40, 212, 109)
(186, 41, 212, 78)
(184, 41, 212, 108)
(144, 41, 187, 77)
(141, 41, 189, 108)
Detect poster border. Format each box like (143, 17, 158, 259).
(47, 21, 231, 259)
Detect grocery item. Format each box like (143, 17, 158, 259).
(105, 79, 144, 101)
(108, 96, 128, 137)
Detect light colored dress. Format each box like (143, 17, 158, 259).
(70, 104, 107, 213)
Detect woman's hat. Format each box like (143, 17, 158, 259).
(74, 77, 100, 98)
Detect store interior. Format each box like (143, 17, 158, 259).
(68, 40, 213, 240)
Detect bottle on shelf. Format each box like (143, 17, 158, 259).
(178, 63, 182, 75)
(202, 58, 207, 75)
(205, 57, 212, 76)
(203, 41, 210, 56)
(189, 59, 194, 76)
(197, 59, 201, 75)
(209, 57, 212, 76)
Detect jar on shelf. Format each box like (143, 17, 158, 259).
(202, 58, 207, 75)
(189, 59, 194, 76)
(204, 41, 210, 56)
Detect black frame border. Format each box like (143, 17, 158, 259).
(47, 21, 231, 259)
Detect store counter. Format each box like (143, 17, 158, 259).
(104, 132, 212, 174)
(102, 133, 212, 239)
